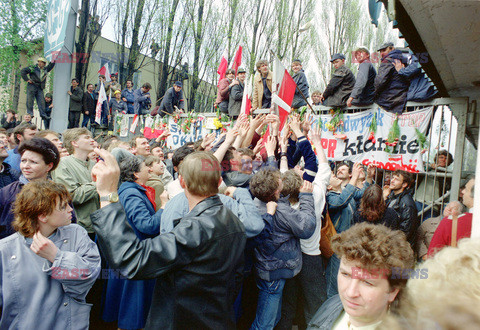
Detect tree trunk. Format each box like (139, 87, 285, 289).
(126, 0, 146, 82)
(11, 70, 21, 112)
(119, 0, 131, 87)
(75, 0, 90, 87)
(157, 0, 180, 103)
(189, 0, 205, 111)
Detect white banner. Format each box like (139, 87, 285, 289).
(315, 107, 433, 172)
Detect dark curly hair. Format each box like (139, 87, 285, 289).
(18, 137, 60, 171)
(119, 156, 143, 182)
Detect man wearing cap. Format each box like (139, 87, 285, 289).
(320, 54, 355, 108)
(159, 81, 185, 117)
(374, 42, 409, 114)
(21, 57, 55, 118)
(109, 89, 128, 115)
(228, 68, 246, 118)
(216, 69, 237, 114)
(291, 59, 310, 109)
(67, 78, 84, 128)
(347, 47, 376, 107)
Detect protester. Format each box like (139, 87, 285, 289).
(250, 169, 316, 329)
(395, 52, 437, 102)
(95, 75, 109, 126)
(68, 78, 84, 129)
(4, 123, 38, 172)
(130, 136, 151, 157)
(144, 155, 168, 210)
(216, 68, 237, 114)
(307, 223, 415, 329)
(82, 83, 96, 128)
(0, 129, 8, 149)
(427, 176, 474, 257)
(159, 81, 185, 117)
(252, 60, 273, 110)
(374, 42, 409, 114)
(1, 110, 19, 130)
(0, 180, 100, 329)
(109, 90, 128, 115)
(321, 53, 355, 108)
(291, 59, 310, 109)
(90, 150, 246, 329)
(121, 80, 136, 114)
(0, 138, 19, 189)
(228, 67, 246, 118)
(36, 130, 69, 157)
(22, 113, 33, 124)
(21, 57, 55, 118)
(311, 90, 323, 106)
(44, 92, 53, 129)
(353, 184, 401, 229)
(106, 73, 121, 95)
(133, 83, 153, 115)
(347, 47, 376, 107)
(416, 200, 463, 260)
(0, 138, 60, 239)
(51, 128, 99, 238)
(103, 156, 166, 329)
(384, 170, 419, 251)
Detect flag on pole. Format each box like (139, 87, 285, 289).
(216, 49, 228, 82)
(240, 78, 252, 116)
(130, 114, 139, 133)
(231, 46, 242, 74)
(95, 82, 107, 124)
(272, 57, 297, 129)
(98, 63, 111, 82)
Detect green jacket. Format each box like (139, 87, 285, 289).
(52, 155, 99, 232)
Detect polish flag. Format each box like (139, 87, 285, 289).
(272, 57, 296, 130)
(216, 49, 228, 83)
(98, 63, 111, 82)
(130, 114, 139, 134)
(240, 78, 252, 116)
(230, 46, 242, 74)
(95, 82, 107, 124)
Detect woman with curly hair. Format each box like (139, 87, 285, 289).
(308, 223, 415, 329)
(353, 184, 401, 230)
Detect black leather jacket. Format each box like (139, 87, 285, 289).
(91, 195, 246, 329)
(386, 188, 419, 250)
(21, 63, 55, 90)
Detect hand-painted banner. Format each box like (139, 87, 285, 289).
(314, 107, 433, 173)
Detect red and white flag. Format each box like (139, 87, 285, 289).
(130, 114, 139, 133)
(272, 57, 296, 129)
(230, 46, 242, 74)
(216, 49, 228, 83)
(240, 78, 252, 116)
(98, 63, 111, 82)
(95, 82, 107, 124)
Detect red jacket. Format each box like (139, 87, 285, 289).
(427, 213, 472, 257)
(215, 78, 231, 104)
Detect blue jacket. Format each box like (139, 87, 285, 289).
(374, 49, 409, 114)
(133, 88, 151, 115)
(287, 136, 318, 182)
(326, 183, 370, 233)
(0, 163, 19, 189)
(121, 88, 136, 114)
(4, 147, 20, 173)
(351, 61, 376, 105)
(398, 54, 437, 102)
(159, 87, 185, 117)
(118, 181, 162, 239)
(291, 70, 310, 109)
(254, 193, 316, 281)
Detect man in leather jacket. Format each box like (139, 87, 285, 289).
(21, 57, 55, 118)
(385, 170, 419, 251)
(90, 149, 246, 329)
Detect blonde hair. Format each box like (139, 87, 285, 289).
(179, 151, 220, 197)
(63, 128, 91, 154)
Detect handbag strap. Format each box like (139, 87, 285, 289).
(451, 214, 458, 247)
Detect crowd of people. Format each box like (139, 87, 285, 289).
(0, 41, 476, 329)
(0, 106, 475, 329)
